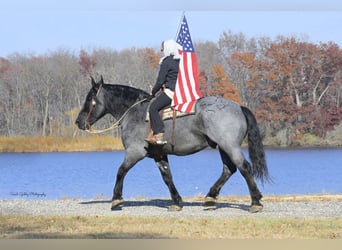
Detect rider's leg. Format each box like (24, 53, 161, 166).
(147, 92, 171, 144)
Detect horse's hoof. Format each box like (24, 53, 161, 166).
(202, 196, 216, 207)
(249, 204, 263, 213)
(111, 198, 124, 210)
(168, 205, 182, 212)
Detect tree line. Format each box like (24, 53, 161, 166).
(0, 31, 341, 146)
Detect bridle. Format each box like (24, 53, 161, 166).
(85, 98, 147, 134)
(85, 83, 103, 128)
(84, 83, 147, 134)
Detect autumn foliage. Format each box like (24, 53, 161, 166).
(0, 33, 341, 147)
(204, 64, 242, 104)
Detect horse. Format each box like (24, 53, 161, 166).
(75, 76, 270, 212)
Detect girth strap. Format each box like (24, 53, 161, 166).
(171, 109, 176, 148)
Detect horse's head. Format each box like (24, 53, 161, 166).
(75, 76, 107, 130)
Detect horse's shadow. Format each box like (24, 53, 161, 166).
(79, 199, 250, 212)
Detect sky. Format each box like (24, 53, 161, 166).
(1, 0, 342, 57)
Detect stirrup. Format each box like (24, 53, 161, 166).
(154, 133, 167, 145)
(155, 139, 167, 145)
(145, 138, 167, 145)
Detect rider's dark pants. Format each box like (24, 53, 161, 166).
(149, 92, 172, 134)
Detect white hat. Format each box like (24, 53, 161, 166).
(159, 39, 182, 64)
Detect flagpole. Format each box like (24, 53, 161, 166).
(175, 11, 186, 39)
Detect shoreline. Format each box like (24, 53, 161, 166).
(1, 136, 341, 153)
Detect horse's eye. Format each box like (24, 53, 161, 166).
(91, 100, 96, 106)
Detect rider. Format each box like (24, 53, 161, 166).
(145, 39, 181, 145)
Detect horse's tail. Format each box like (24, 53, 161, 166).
(241, 106, 270, 184)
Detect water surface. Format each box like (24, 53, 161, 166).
(0, 149, 341, 200)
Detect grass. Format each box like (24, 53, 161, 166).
(0, 215, 341, 239)
(0, 136, 124, 152)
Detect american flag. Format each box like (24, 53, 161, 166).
(172, 15, 203, 113)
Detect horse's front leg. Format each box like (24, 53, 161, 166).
(155, 155, 183, 211)
(111, 151, 145, 210)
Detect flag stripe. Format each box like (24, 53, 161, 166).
(187, 53, 200, 99)
(182, 53, 193, 101)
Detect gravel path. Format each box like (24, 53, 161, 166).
(1, 198, 341, 218)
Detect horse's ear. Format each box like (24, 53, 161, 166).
(100, 75, 104, 85)
(90, 76, 96, 87)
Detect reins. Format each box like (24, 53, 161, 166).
(85, 98, 147, 134)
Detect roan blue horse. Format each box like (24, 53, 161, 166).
(76, 76, 270, 212)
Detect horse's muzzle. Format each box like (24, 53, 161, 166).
(75, 118, 89, 130)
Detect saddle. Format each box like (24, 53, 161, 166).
(145, 101, 197, 146)
(145, 104, 196, 122)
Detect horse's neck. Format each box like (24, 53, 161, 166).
(103, 84, 148, 118)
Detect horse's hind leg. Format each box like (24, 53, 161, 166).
(204, 148, 237, 207)
(155, 155, 183, 211)
(230, 148, 263, 213)
(209, 145, 263, 213)
(239, 159, 263, 212)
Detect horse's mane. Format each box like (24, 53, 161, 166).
(104, 83, 149, 96)
(101, 83, 150, 116)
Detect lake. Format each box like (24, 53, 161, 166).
(0, 149, 341, 200)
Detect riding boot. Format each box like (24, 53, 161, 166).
(154, 133, 167, 145)
(145, 130, 156, 144)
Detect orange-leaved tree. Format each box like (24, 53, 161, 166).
(208, 64, 242, 104)
(141, 48, 160, 69)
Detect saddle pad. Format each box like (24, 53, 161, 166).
(145, 104, 196, 122)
